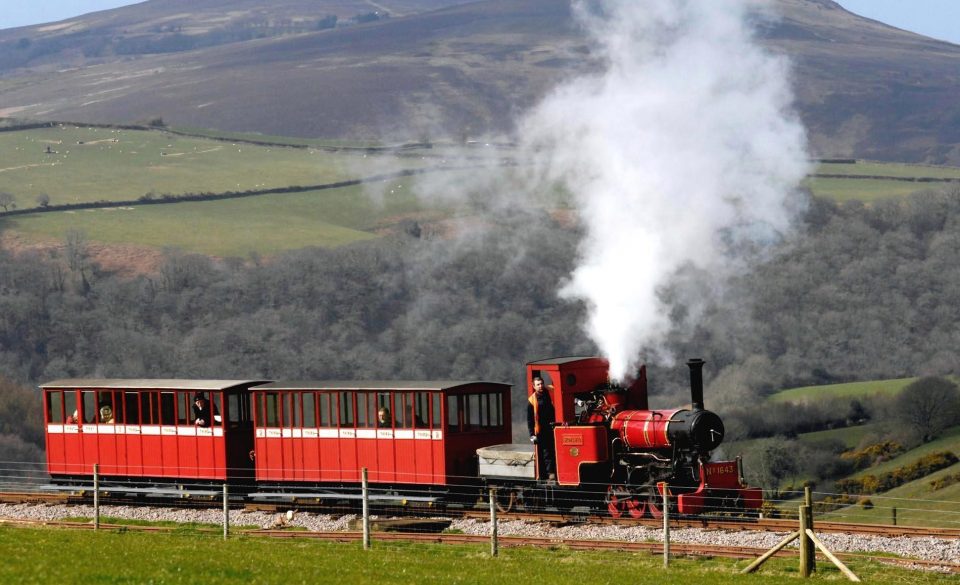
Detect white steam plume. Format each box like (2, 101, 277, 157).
(520, 0, 809, 381)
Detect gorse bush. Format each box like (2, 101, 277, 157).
(835, 451, 958, 495)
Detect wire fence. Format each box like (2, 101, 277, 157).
(1, 461, 958, 530)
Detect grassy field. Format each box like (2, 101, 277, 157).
(822, 462, 960, 528)
(818, 426, 960, 528)
(1, 180, 442, 255)
(0, 125, 424, 206)
(846, 426, 960, 480)
(769, 378, 916, 404)
(816, 161, 960, 179)
(3, 124, 960, 255)
(806, 160, 960, 202)
(0, 524, 951, 585)
(796, 423, 881, 449)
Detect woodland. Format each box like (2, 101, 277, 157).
(2, 187, 960, 485)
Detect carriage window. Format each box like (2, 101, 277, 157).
(493, 392, 503, 426)
(432, 394, 441, 427)
(176, 392, 190, 425)
(375, 393, 393, 428)
(228, 394, 240, 423)
(282, 393, 292, 427)
(124, 392, 139, 424)
(96, 391, 122, 424)
(95, 391, 113, 424)
(65, 391, 78, 424)
(319, 393, 332, 427)
(47, 391, 63, 423)
(302, 393, 316, 428)
(356, 393, 373, 427)
(414, 392, 430, 428)
(82, 391, 96, 424)
(263, 393, 280, 427)
(160, 392, 176, 425)
(447, 395, 460, 432)
(468, 394, 481, 427)
(393, 392, 413, 429)
(338, 392, 354, 426)
(141, 393, 158, 425)
(211, 393, 223, 426)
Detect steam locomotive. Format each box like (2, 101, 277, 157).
(41, 356, 761, 517)
(478, 357, 762, 517)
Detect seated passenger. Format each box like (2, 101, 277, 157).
(377, 407, 393, 428)
(411, 407, 426, 428)
(193, 394, 212, 427)
(99, 405, 115, 424)
(66, 409, 79, 424)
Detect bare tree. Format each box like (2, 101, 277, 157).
(0, 192, 15, 212)
(893, 377, 960, 443)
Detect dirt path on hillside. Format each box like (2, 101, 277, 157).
(0, 162, 59, 173)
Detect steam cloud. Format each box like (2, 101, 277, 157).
(518, 0, 809, 381)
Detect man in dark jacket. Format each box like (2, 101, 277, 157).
(527, 376, 556, 480)
(193, 394, 213, 427)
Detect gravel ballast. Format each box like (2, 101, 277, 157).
(1, 503, 956, 567)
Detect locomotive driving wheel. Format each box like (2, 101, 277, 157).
(605, 485, 645, 519)
(645, 487, 674, 519)
(495, 488, 518, 513)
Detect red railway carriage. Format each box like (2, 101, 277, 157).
(42, 379, 261, 482)
(251, 381, 511, 486)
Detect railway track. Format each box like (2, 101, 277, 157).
(1, 490, 956, 540)
(2, 517, 957, 574)
(459, 510, 960, 540)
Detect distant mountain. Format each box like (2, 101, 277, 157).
(1, 0, 959, 163)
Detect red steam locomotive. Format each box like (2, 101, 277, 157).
(40, 357, 761, 516)
(479, 357, 762, 517)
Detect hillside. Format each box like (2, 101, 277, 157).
(1, 0, 960, 162)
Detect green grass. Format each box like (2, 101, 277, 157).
(769, 378, 916, 404)
(0, 125, 423, 206)
(5, 125, 960, 255)
(803, 177, 943, 202)
(796, 424, 880, 449)
(817, 426, 960, 528)
(2, 181, 443, 256)
(808, 160, 960, 202)
(816, 161, 960, 179)
(847, 426, 960, 480)
(168, 126, 384, 148)
(0, 525, 952, 584)
(822, 462, 960, 529)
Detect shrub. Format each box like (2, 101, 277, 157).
(929, 472, 960, 491)
(835, 451, 958, 495)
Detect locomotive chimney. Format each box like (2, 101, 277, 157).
(687, 358, 705, 410)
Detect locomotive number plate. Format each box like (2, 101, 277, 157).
(561, 434, 583, 446)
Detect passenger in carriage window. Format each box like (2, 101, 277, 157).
(99, 405, 115, 424)
(66, 410, 79, 424)
(377, 407, 393, 428)
(193, 394, 213, 427)
(411, 406, 426, 428)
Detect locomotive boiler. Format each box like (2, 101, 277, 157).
(478, 357, 762, 518)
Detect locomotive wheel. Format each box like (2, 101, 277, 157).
(495, 489, 516, 513)
(646, 489, 676, 519)
(606, 485, 645, 519)
(646, 493, 664, 519)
